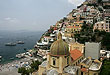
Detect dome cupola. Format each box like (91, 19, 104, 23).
(50, 32, 69, 56)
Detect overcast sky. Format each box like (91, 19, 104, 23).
(0, 0, 84, 31)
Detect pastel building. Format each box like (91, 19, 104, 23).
(86, 0, 97, 4)
(69, 42, 85, 53)
(64, 21, 83, 37)
(93, 21, 110, 32)
(80, 57, 102, 75)
(102, 0, 110, 8)
(70, 49, 84, 66)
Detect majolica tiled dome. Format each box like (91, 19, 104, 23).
(50, 32, 69, 55)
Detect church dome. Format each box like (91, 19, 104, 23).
(50, 32, 69, 55)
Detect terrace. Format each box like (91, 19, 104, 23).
(89, 60, 102, 71)
(81, 57, 92, 66)
(64, 66, 79, 75)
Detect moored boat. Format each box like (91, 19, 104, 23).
(5, 43, 16, 46)
(16, 53, 25, 58)
(10, 57, 14, 60)
(17, 41, 24, 44)
(0, 56, 2, 59)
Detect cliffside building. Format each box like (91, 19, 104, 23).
(85, 42, 101, 59)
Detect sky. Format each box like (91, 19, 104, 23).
(0, 0, 85, 31)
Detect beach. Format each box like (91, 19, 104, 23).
(0, 58, 31, 75)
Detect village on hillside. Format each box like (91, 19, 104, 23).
(17, 0, 110, 75)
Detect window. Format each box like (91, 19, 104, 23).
(76, 62, 77, 65)
(81, 58, 83, 61)
(94, 73, 97, 75)
(106, 27, 108, 29)
(67, 57, 69, 64)
(78, 60, 79, 64)
(97, 24, 98, 26)
(74, 47, 79, 49)
(81, 72, 83, 75)
(80, 59, 81, 62)
(53, 58, 56, 65)
(106, 30, 108, 32)
(106, 21, 108, 23)
(106, 25, 108, 27)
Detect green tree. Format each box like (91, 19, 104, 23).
(100, 60, 110, 75)
(18, 60, 41, 75)
(18, 67, 29, 75)
(98, 0, 102, 3)
(102, 32, 110, 50)
(30, 60, 41, 71)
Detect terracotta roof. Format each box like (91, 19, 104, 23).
(67, 26, 73, 28)
(70, 49, 82, 61)
(67, 26, 80, 28)
(81, 68, 88, 72)
(53, 27, 57, 30)
(74, 21, 83, 23)
(44, 36, 51, 38)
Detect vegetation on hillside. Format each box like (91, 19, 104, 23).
(100, 59, 110, 75)
(18, 60, 41, 75)
(74, 22, 110, 50)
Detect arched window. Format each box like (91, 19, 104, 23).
(53, 58, 56, 65)
(67, 57, 69, 64)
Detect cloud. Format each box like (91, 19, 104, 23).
(0, 17, 20, 27)
(4, 17, 19, 23)
(0, 17, 22, 30)
(68, 0, 84, 6)
(4, 17, 11, 20)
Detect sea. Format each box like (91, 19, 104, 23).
(0, 30, 44, 64)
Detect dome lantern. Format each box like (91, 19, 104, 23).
(57, 32, 62, 40)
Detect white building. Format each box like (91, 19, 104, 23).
(85, 42, 101, 59)
(100, 50, 110, 59)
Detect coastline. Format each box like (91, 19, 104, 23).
(0, 31, 43, 75)
(0, 30, 43, 65)
(0, 58, 31, 75)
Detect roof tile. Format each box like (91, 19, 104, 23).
(70, 49, 82, 61)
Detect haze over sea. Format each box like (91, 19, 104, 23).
(0, 30, 43, 64)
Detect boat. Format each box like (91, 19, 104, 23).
(5, 43, 16, 46)
(17, 41, 24, 44)
(0, 56, 2, 59)
(10, 57, 14, 60)
(16, 53, 24, 58)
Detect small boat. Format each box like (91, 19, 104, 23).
(0, 56, 2, 59)
(16, 53, 24, 58)
(5, 43, 16, 46)
(10, 57, 14, 60)
(17, 41, 24, 44)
